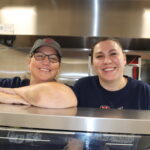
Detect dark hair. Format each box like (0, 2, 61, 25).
(90, 37, 123, 64)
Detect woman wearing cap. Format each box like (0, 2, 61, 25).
(0, 38, 77, 108)
(0, 38, 62, 87)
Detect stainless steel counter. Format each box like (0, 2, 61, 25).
(0, 104, 150, 135)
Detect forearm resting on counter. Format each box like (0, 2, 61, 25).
(14, 82, 77, 108)
(0, 91, 30, 105)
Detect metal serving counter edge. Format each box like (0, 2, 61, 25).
(0, 104, 150, 135)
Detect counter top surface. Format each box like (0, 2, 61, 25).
(0, 104, 150, 134)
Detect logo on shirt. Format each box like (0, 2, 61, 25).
(99, 105, 111, 109)
(99, 105, 124, 110)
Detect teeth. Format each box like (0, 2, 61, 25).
(40, 68, 50, 72)
(103, 68, 114, 71)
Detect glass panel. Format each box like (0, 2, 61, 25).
(0, 127, 150, 150)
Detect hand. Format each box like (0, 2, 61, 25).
(0, 87, 16, 95)
(0, 91, 31, 105)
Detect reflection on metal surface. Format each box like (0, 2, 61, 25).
(92, 0, 99, 36)
(142, 9, 150, 37)
(0, 71, 27, 74)
(57, 48, 89, 85)
(0, 44, 28, 78)
(1, 104, 150, 149)
(1, 104, 150, 134)
(0, 0, 150, 37)
(59, 73, 88, 78)
(86, 118, 96, 132)
(0, 126, 145, 150)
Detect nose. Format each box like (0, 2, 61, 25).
(103, 56, 112, 64)
(42, 56, 50, 64)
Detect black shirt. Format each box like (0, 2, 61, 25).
(73, 76, 150, 110)
(0, 77, 30, 88)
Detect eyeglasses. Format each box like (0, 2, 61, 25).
(32, 52, 60, 63)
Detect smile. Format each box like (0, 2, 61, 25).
(39, 68, 51, 72)
(103, 67, 116, 72)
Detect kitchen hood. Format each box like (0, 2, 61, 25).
(0, 0, 150, 38)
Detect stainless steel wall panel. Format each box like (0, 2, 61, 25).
(57, 48, 89, 85)
(0, 0, 150, 37)
(0, 44, 28, 78)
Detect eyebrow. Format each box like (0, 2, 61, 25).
(109, 49, 118, 53)
(95, 49, 117, 54)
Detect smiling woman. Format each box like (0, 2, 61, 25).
(28, 45, 61, 85)
(92, 39, 127, 90)
(0, 38, 77, 109)
(73, 37, 150, 110)
(0, 38, 62, 87)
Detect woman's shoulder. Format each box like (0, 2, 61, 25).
(126, 76, 150, 89)
(74, 76, 98, 87)
(76, 75, 98, 82)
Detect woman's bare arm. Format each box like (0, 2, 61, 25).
(0, 91, 30, 105)
(0, 82, 77, 108)
(14, 82, 77, 108)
